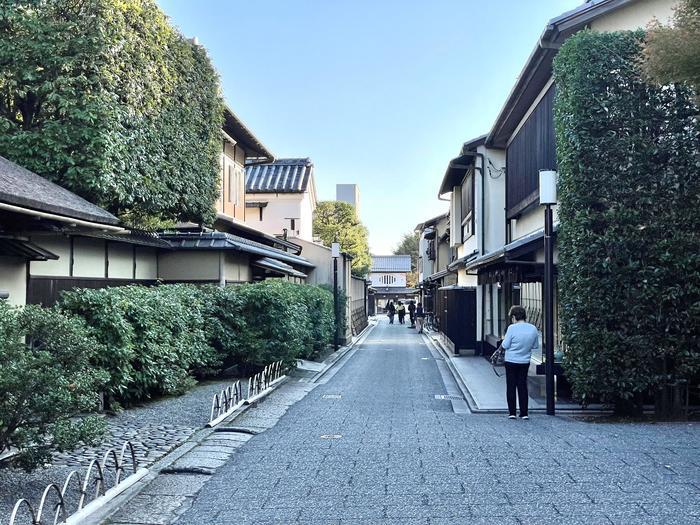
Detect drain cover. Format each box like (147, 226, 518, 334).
(320, 434, 342, 439)
(322, 394, 342, 399)
(434, 394, 463, 400)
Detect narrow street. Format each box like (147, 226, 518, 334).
(172, 318, 700, 525)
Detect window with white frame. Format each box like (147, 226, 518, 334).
(380, 275, 396, 285)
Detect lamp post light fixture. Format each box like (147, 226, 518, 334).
(539, 169, 557, 416)
(331, 242, 341, 351)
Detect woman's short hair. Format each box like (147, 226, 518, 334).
(509, 305, 527, 321)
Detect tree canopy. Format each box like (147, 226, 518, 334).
(0, 0, 224, 228)
(642, 0, 700, 101)
(393, 231, 419, 287)
(312, 201, 371, 276)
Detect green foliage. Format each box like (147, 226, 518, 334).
(0, 302, 107, 470)
(393, 231, 419, 287)
(642, 0, 700, 102)
(59, 284, 218, 405)
(553, 30, 700, 414)
(205, 280, 335, 369)
(313, 201, 371, 277)
(0, 0, 223, 227)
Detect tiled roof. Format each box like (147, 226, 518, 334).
(246, 158, 313, 193)
(0, 155, 119, 225)
(370, 255, 412, 273)
(159, 231, 315, 269)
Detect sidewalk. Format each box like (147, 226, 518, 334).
(424, 330, 586, 413)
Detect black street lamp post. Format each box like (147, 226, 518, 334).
(332, 242, 340, 351)
(539, 170, 557, 416)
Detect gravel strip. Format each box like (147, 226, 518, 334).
(0, 377, 247, 524)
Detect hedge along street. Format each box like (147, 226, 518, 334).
(553, 30, 700, 416)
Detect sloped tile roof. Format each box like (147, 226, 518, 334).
(370, 255, 412, 272)
(246, 158, 313, 193)
(0, 156, 119, 225)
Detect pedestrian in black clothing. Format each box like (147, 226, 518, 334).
(408, 300, 416, 328)
(387, 301, 396, 324)
(415, 303, 425, 333)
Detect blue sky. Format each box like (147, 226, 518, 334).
(157, 0, 581, 254)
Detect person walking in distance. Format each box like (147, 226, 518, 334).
(500, 305, 539, 420)
(415, 302, 425, 333)
(387, 301, 396, 324)
(397, 301, 406, 325)
(408, 300, 416, 328)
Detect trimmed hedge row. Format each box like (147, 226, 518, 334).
(553, 30, 700, 414)
(1, 280, 337, 469)
(58, 280, 337, 406)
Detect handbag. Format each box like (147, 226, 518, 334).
(490, 346, 505, 367)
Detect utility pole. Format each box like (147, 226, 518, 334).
(332, 242, 340, 351)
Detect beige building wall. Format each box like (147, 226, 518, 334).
(292, 239, 333, 286)
(590, 0, 676, 31)
(108, 243, 133, 279)
(158, 251, 220, 281)
(224, 253, 251, 283)
(0, 257, 27, 306)
(72, 237, 105, 278)
(29, 236, 71, 276)
(135, 248, 158, 280)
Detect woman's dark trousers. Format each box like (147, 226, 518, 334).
(504, 362, 530, 416)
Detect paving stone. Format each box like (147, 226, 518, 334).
(167, 319, 699, 525)
(141, 474, 210, 496)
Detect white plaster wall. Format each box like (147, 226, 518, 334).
(449, 186, 462, 247)
(135, 248, 157, 280)
(224, 253, 251, 283)
(370, 272, 406, 287)
(108, 243, 133, 279)
(299, 192, 315, 241)
(73, 237, 105, 278)
(29, 236, 70, 276)
(0, 257, 27, 305)
(158, 251, 219, 281)
(479, 146, 506, 254)
(244, 192, 306, 239)
(591, 0, 676, 31)
(457, 272, 477, 287)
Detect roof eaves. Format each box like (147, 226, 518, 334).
(223, 105, 274, 161)
(485, 0, 632, 148)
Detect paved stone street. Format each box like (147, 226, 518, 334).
(153, 319, 698, 524)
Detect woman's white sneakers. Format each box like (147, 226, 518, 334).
(508, 415, 517, 419)
(520, 415, 529, 420)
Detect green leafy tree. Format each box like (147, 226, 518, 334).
(553, 30, 700, 416)
(393, 231, 419, 287)
(0, 302, 107, 471)
(0, 0, 223, 228)
(642, 0, 700, 102)
(313, 201, 371, 276)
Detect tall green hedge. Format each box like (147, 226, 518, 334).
(553, 30, 700, 414)
(0, 0, 223, 227)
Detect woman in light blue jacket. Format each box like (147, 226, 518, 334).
(500, 305, 539, 419)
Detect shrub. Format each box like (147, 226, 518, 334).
(0, 302, 107, 471)
(553, 30, 700, 414)
(59, 284, 218, 405)
(205, 280, 336, 369)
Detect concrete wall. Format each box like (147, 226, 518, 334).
(0, 257, 27, 306)
(336, 184, 360, 214)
